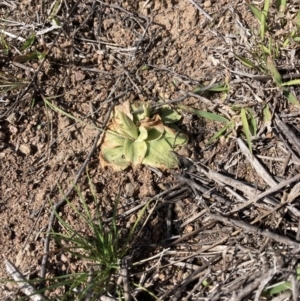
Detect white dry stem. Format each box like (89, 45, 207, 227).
(186, 0, 213, 21)
(0, 29, 25, 42)
(36, 23, 61, 36)
(237, 138, 277, 187)
(5, 259, 45, 301)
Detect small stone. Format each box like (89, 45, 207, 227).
(19, 144, 31, 155)
(125, 182, 140, 197)
(6, 113, 18, 125)
(9, 125, 18, 134)
(129, 214, 137, 224)
(176, 146, 190, 157)
(203, 0, 211, 8)
(185, 225, 194, 233)
(60, 253, 69, 263)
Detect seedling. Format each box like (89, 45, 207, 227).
(99, 100, 188, 171)
(0, 28, 45, 96)
(0, 71, 28, 93)
(263, 266, 300, 297)
(236, 1, 300, 105)
(178, 103, 257, 154)
(23, 175, 148, 300)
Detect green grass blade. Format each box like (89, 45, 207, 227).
(266, 56, 282, 86)
(241, 108, 253, 154)
(260, 13, 266, 40)
(235, 54, 257, 68)
(249, 112, 257, 136)
(276, 0, 287, 12)
(13, 51, 45, 62)
(0, 34, 9, 55)
(133, 283, 160, 300)
(296, 10, 300, 27)
(263, 104, 272, 124)
(193, 83, 230, 93)
(263, 0, 270, 15)
(48, 0, 62, 19)
(20, 33, 35, 52)
(43, 97, 103, 131)
(204, 83, 230, 92)
(283, 89, 300, 105)
(261, 44, 271, 55)
(264, 281, 291, 296)
(261, 0, 270, 40)
(281, 79, 300, 86)
(196, 111, 229, 122)
(249, 4, 263, 23)
(128, 200, 150, 241)
(177, 104, 229, 123)
(207, 124, 231, 144)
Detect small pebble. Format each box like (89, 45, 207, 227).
(125, 182, 140, 197)
(19, 144, 31, 155)
(6, 113, 18, 125)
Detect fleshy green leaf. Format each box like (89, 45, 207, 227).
(136, 126, 148, 142)
(104, 130, 125, 148)
(164, 126, 188, 147)
(116, 111, 138, 140)
(131, 102, 150, 121)
(100, 100, 188, 170)
(142, 138, 179, 169)
(100, 147, 130, 171)
(160, 107, 182, 123)
(146, 128, 164, 141)
(123, 139, 147, 165)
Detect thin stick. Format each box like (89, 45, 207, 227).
(207, 170, 278, 206)
(237, 138, 277, 187)
(275, 113, 300, 154)
(210, 213, 300, 248)
(186, 0, 213, 21)
(229, 173, 300, 213)
(160, 254, 221, 300)
(120, 257, 131, 301)
(5, 259, 45, 301)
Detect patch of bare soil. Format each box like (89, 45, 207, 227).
(1, 0, 300, 300)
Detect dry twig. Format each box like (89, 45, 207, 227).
(5, 259, 45, 301)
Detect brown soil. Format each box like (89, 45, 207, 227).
(1, 0, 300, 300)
